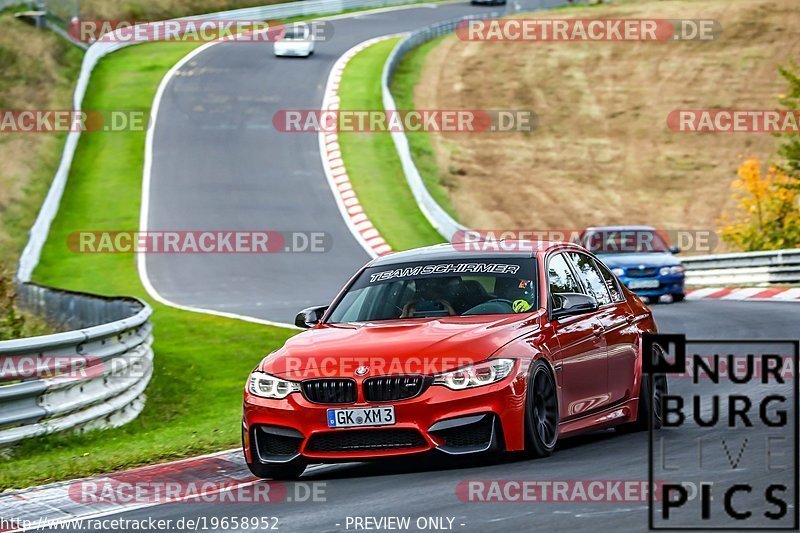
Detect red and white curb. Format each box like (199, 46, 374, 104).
(686, 287, 800, 301)
(319, 35, 404, 259)
(0, 448, 331, 532)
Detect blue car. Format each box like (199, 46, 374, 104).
(578, 226, 686, 303)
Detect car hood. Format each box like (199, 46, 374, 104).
(596, 252, 680, 268)
(259, 312, 543, 379)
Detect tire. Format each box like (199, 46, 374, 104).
(525, 360, 559, 457)
(648, 295, 660, 304)
(672, 293, 685, 303)
(617, 343, 669, 433)
(246, 459, 306, 480)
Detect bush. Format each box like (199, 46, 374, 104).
(718, 158, 800, 251)
(0, 271, 25, 341)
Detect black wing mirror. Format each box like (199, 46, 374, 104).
(295, 305, 328, 329)
(669, 246, 681, 254)
(551, 292, 599, 320)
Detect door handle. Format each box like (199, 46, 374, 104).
(592, 324, 604, 336)
(625, 314, 635, 324)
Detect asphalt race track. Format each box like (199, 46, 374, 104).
(145, 0, 571, 323)
(116, 1, 800, 532)
(45, 300, 797, 532)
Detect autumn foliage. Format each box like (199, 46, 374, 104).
(719, 158, 800, 251)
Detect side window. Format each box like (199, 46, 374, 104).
(547, 254, 581, 295)
(594, 258, 625, 303)
(567, 253, 612, 306)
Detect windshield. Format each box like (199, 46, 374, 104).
(327, 259, 537, 323)
(582, 230, 669, 254)
(282, 29, 307, 40)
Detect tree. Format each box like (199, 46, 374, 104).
(776, 63, 800, 183)
(719, 158, 800, 251)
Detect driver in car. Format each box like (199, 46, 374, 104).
(400, 277, 456, 318)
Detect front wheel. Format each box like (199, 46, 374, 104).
(246, 460, 306, 480)
(672, 293, 685, 302)
(525, 360, 559, 457)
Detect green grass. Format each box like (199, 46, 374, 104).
(0, 3, 450, 490)
(389, 36, 458, 221)
(0, 41, 295, 490)
(337, 38, 444, 251)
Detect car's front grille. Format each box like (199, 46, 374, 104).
(626, 267, 658, 278)
(301, 379, 356, 404)
(363, 376, 428, 402)
(306, 429, 427, 452)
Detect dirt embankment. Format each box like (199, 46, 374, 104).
(414, 0, 800, 242)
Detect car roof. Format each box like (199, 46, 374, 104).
(583, 225, 657, 232)
(368, 240, 584, 267)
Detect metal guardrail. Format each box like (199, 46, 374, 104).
(0, 284, 153, 446)
(683, 249, 800, 287)
(17, 0, 428, 282)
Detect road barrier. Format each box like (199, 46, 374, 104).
(683, 249, 800, 287)
(10, 0, 446, 443)
(0, 283, 153, 446)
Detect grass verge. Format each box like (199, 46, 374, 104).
(389, 35, 458, 221)
(337, 38, 444, 251)
(0, 41, 295, 490)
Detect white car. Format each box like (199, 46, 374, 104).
(274, 26, 315, 58)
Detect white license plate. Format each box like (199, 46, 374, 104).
(629, 279, 660, 289)
(327, 406, 395, 428)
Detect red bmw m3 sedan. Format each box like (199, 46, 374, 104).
(242, 240, 667, 479)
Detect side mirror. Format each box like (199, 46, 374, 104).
(295, 306, 328, 329)
(551, 292, 599, 320)
(669, 246, 681, 254)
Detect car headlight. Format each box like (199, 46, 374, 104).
(611, 268, 625, 277)
(433, 359, 515, 390)
(659, 266, 671, 276)
(670, 265, 685, 275)
(247, 371, 300, 399)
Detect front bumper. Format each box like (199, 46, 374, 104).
(619, 274, 685, 297)
(242, 371, 527, 465)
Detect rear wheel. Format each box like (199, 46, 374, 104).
(246, 460, 306, 480)
(525, 361, 559, 457)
